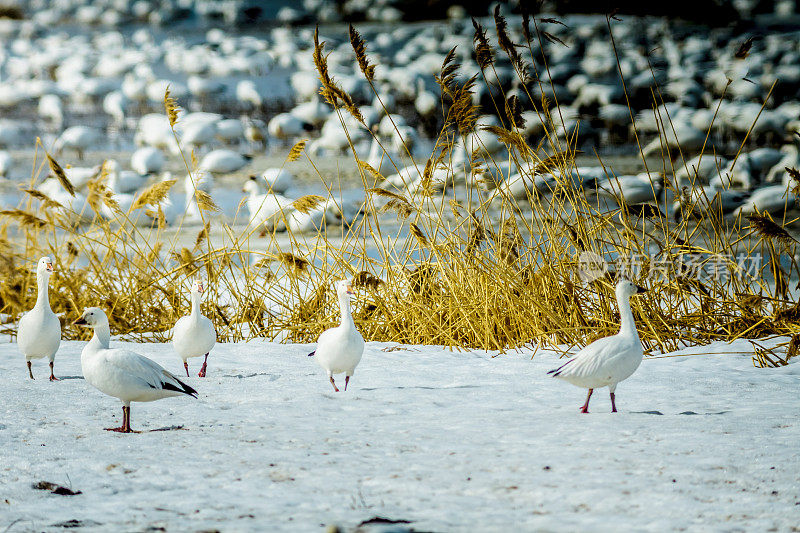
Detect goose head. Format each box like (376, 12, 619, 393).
(616, 279, 647, 300)
(191, 278, 206, 295)
(242, 175, 260, 194)
(37, 256, 55, 275)
(73, 306, 108, 327)
(335, 279, 355, 298)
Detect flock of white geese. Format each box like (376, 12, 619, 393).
(18, 255, 646, 432)
(0, 6, 797, 229)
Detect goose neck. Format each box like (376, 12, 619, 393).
(90, 323, 111, 351)
(338, 292, 354, 328)
(190, 290, 203, 319)
(35, 271, 50, 310)
(617, 292, 638, 338)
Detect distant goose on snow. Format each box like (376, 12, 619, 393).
(548, 279, 647, 413)
(308, 279, 364, 392)
(131, 146, 165, 176)
(17, 257, 61, 380)
(242, 176, 291, 235)
(200, 149, 251, 174)
(173, 279, 216, 377)
(53, 126, 104, 160)
(74, 307, 197, 433)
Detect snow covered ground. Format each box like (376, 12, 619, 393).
(1, 338, 799, 532)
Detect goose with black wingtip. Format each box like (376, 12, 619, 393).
(74, 307, 197, 433)
(548, 279, 647, 413)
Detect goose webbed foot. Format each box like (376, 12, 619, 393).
(105, 426, 139, 433)
(49, 362, 58, 381)
(610, 392, 617, 413)
(27, 361, 34, 380)
(344, 375, 350, 391)
(579, 388, 593, 414)
(329, 375, 340, 392)
(184, 361, 189, 377)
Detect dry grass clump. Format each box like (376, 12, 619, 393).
(2, 16, 799, 358)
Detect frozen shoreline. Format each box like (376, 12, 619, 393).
(1, 338, 798, 531)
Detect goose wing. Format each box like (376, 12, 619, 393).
(103, 349, 197, 397)
(547, 336, 620, 380)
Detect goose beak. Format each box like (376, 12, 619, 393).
(636, 285, 648, 294)
(73, 316, 88, 326)
(46, 262, 54, 272)
(346, 284, 355, 296)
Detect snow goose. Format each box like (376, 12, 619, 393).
(215, 119, 245, 145)
(63, 164, 102, 191)
(184, 169, 213, 222)
(244, 117, 266, 148)
(548, 279, 647, 413)
(173, 279, 216, 377)
(673, 186, 747, 222)
(261, 168, 294, 194)
(733, 185, 798, 218)
(593, 173, 663, 206)
(73, 307, 197, 433)
(236, 79, 264, 109)
(309, 279, 364, 392)
(17, 257, 61, 380)
(414, 78, 438, 119)
(38, 94, 63, 130)
(131, 147, 165, 176)
(287, 201, 340, 233)
(181, 120, 218, 153)
(291, 96, 329, 128)
(242, 176, 291, 234)
(268, 112, 313, 141)
(365, 136, 400, 177)
(106, 159, 147, 194)
(199, 149, 251, 174)
(102, 91, 129, 130)
(53, 126, 104, 160)
(38, 178, 94, 223)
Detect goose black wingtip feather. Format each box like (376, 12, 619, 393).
(162, 378, 198, 398)
(548, 358, 573, 377)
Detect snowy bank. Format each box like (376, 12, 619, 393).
(1, 340, 799, 531)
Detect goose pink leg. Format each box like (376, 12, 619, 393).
(580, 388, 593, 414)
(106, 406, 138, 433)
(198, 353, 208, 378)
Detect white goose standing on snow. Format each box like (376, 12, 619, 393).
(173, 278, 216, 377)
(548, 279, 647, 413)
(74, 307, 197, 433)
(17, 257, 61, 380)
(309, 279, 364, 392)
